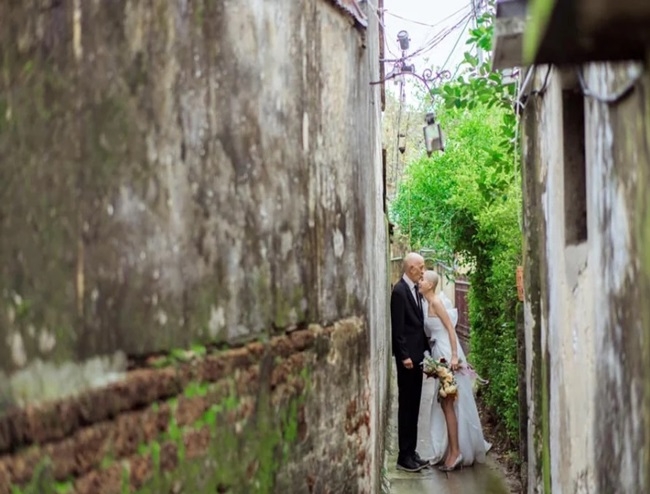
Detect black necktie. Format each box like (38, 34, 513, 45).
(414, 286, 422, 312)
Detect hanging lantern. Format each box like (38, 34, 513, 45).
(423, 112, 444, 155)
(398, 133, 406, 154)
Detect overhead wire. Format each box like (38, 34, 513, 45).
(383, 3, 472, 29)
(469, 0, 484, 65)
(407, 4, 473, 47)
(439, 14, 473, 76)
(576, 66, 642, 105)
(366, 0, 402, 58)
(514, 65, 552, 115)
(404, 10, 475, 62)
(516, 64, 641, 111)
(366, 1, 470, 61)
(514, 66, 538, 112)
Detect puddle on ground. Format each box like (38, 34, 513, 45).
(389, 463, 511, 494)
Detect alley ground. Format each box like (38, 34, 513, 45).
(385, 368, 513, 494)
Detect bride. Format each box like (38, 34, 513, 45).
(419, 270, 491, 471)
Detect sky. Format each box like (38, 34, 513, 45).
(381, 0, 477, 102)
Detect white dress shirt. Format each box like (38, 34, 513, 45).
(402, 274, 421, 308)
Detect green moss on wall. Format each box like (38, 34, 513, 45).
(7, 458, 73, 494)
(273, 287, 305, 330)
(134, 370, 311, 493)
(541, 354, 551, 493)
(8, 364, 312, 494)
(193, 0, 205, 26)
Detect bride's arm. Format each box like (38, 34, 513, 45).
(431, 297, 459, 367)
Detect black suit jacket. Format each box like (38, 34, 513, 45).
(390, 278, 429, 365)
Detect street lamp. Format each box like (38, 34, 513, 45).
(423, 113, 444, 155)
(397, 30, 410, 51)
(370, 27, 450, 158)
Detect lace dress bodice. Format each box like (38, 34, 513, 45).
(423, 302, 465, 361)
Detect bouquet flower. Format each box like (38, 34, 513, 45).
(421, 351, 458, 401)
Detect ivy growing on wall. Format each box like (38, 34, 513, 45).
(390, 9, 522, 443)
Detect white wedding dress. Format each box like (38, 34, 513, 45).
(423, 295, 491, 466)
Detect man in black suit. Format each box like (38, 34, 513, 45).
(391, 252, 429, 472)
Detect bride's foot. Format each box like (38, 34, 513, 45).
(439, 453, 463, 472)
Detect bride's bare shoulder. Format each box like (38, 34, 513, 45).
(427, 295, 443, 317)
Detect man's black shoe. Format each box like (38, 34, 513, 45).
(396, 456, 425, 472)
(413, 452, 429, 467)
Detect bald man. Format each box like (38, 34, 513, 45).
(391, 252, 430, 472)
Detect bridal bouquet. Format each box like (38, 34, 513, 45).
(421, 351, 458, 401)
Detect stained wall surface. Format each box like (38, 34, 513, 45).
(521, 62, 650, 493)
(0, 1, 388, 492)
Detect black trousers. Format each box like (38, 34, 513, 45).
(395, 357, 423, 462)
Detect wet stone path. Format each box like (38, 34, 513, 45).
(385, 367, 513, 494)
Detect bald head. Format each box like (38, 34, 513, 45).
(403, 252, 424, 271)
(403, 252, 425, 283)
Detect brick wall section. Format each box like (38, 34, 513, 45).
(0, 318, 371, 493)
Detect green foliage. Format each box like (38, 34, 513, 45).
(430, 12, 517, 149)
(390, 10, 522, 443)
(392, 105, 519, 256)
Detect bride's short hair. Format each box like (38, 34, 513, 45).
(424, 270, 439, 289)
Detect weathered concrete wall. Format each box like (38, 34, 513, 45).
(585, 61, 650, 494)
(521, 60, 650, 493)
(0, 0, 388, 492)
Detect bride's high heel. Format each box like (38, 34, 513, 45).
(439, 454, 463, 472)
